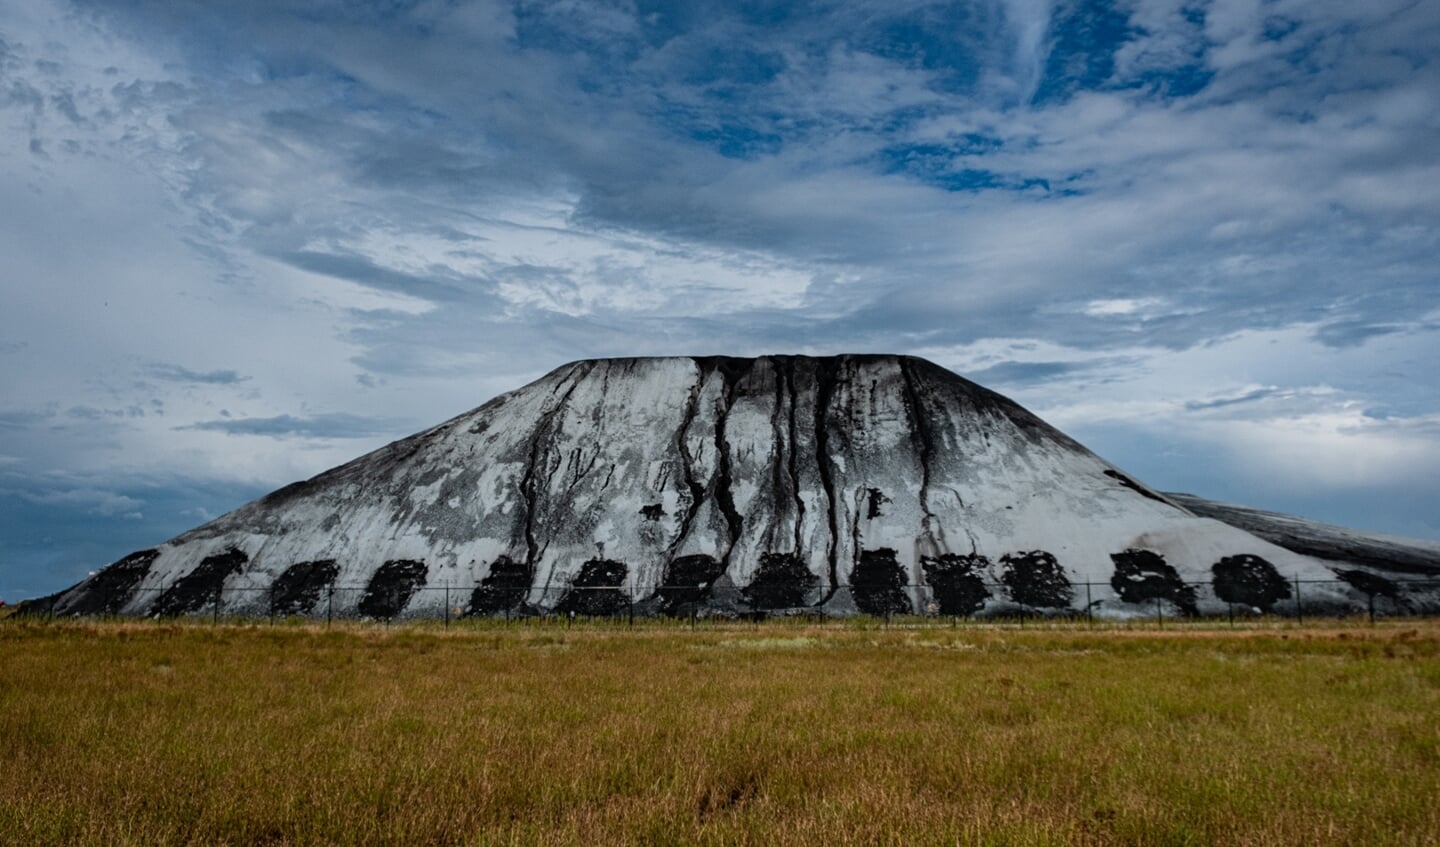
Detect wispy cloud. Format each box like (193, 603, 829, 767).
(147, 364, 248, 385)
(178, 414, 398, 439)
(1183, 386, 1283, 412)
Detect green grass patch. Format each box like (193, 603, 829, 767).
(1, 620, 1437, 845)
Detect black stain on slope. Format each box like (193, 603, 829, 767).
(1104, 469, 1175, 506)
(153, 548, 248, 616)
(1110, 548, 1197, 615)
(59, 549, 159, 615)
(921, 553, 992, 615)
(1336, 569, 1399, 599)
(865, 488, 889, 519)
(554, 558, 629, 616)
(358, 559, 427, 619)
(1000, 550, 1073, 609)
(521, 362, 593, 577)
(269, 559, 339, 617)
(899, 358, 942, 534)
(743, 552, 819, 609)
(850, 548, 912, 615)
(708, 360, 752, 569)
(811, 358, 842, 601)
(659, 554, 726, 615)
(1211, 554, 1291, 611)
(467, 555, 534, 615)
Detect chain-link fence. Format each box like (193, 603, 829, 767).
(17, 577, 1440, 627)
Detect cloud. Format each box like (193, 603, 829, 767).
(966, 360, 1092, 386)
(1082, 298, 1166, 318)
(13, 486, 145, 518)
(0, 409, 54, 430)
(1313, 320, 1405, 349)
(147, 364, 248, 385)
(178, 413, 398, 439)
(1183, 386, 1283, 412)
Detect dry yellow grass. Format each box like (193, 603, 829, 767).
(1, 619, 1437, 845)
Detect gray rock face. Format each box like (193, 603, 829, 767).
(39, 355, 1440, 618)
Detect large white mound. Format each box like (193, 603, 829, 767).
(40, 355, 1440, 619)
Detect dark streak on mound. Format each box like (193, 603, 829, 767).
(811, 358, 842, 602)
(153, 548, 248, 616)
(850, 548, 912, 615)
(703, 358, 754, 570)
(1000, 550, 1073, 609)
(865, 488, 889, 519)
(61, 549, 160, 615)
(898, 358, 939, 537)
(1104, 470, 1175, 506)
(1110, 548, 1197, 615)
(1336, 569, 1400, 599)
(554, 558, 629, 616)
(269, 559, 339, 617)
(358, 559, 427, 619)
(743, 552, 819, 610)
(468, 555, 533, 615)
(921, 553, 992, 615)
(1211, 554, 1291, 611)
(659, 554, 725, 615)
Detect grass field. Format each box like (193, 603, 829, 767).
(2, 619, 1437, 845)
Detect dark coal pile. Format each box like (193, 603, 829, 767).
(742, 552, 818, 609)
(1000, 551, 1073, 609)
(1110, 549, 1198, 615)
(1211, 554, 1291, 611)
(63, 549, 159, 615)
(658, 554, 725, 615)
(466, 556, 533, 615)
(554, 558, 630, 616)
(849, 548, 911, 615)
(357, 559, 428, 619)
(921, 553, 992, 615)
(153, 548, 248, 616)
(269, 560, 340, 617)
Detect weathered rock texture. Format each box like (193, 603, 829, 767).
(37, 355, 1440, 618)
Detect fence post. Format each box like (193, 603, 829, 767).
(1155, 596, 1163, 629)
(1368, 591, 1375, 625)
(1228, 602, 1234, 627)
(213, 586, 221, 625)
(327, 585, 333, 627)
(1294, 577, 1303, 624)
(1085, 582, 1093, 626)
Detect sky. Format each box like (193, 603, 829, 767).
(1, 0, 1438, 600)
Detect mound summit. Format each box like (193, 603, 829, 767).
(35, 355, 1440, 619)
